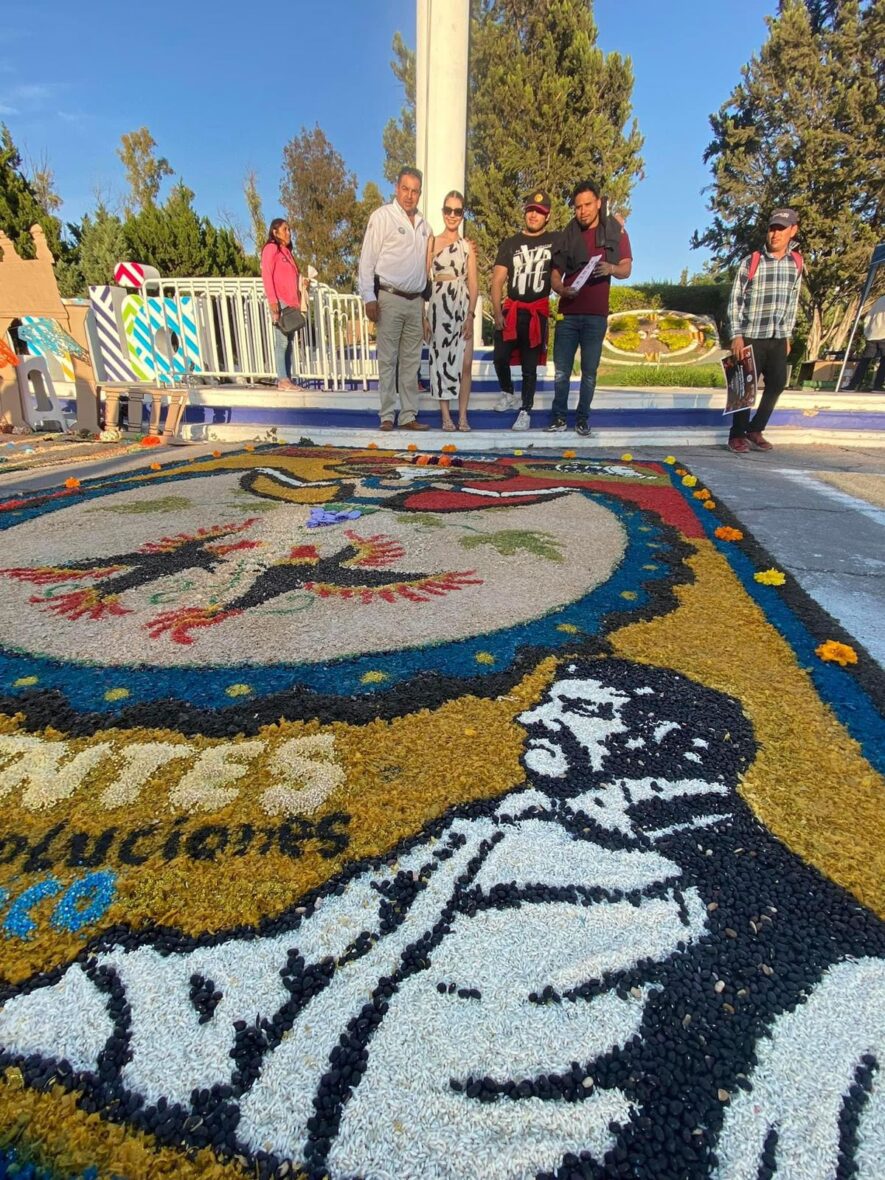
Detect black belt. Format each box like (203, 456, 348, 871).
(377, 281, 424, 300)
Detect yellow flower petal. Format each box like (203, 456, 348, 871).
(815, 640, 858, 666)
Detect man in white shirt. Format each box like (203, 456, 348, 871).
(358, 167, 432, 431)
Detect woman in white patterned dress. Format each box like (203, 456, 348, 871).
(423, 191, 479, 431)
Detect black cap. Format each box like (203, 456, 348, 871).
(769, 208, 798, 228)
(524, 190, 551, 214)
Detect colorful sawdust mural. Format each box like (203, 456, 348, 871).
(0, 446, 882, 1180)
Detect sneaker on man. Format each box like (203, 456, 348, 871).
(494, 393, 520, 412)
(727, 436, 750, 454)
(511, 410, 531, 431)
(545, 418, 567, 433)
(575, 420, 591, 437)
(746, 430, 773, 451)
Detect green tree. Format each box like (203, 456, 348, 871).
(381, 32, 417, 184)
(280, 126, 360, 288)
(243, 170, 267, 256)
(351, 181, 385, 258)
(466, 0, 645, 279)
(693, 0, 883, 358)
(117, 127, 173, 215)
(26, 152, 62, 215)
(122, 182, 254, 277)
(72, 203, 127, 287)
(0, 123, 67, 261)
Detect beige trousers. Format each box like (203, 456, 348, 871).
(376, 289, 425, 424)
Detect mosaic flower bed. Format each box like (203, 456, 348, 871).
(0, 445, 882, 1180)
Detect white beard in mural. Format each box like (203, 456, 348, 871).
(0, 660, 882, 1180)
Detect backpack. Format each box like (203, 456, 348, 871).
(746, 249, 803, 281)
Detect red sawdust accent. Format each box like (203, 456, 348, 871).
(139, 518, 259, 554)
(32, 589, 131, 622)
(146, 605, 241, 645)
(303, 570, 481, 605)
(403, 471, 703, 538)
(343, 530, 406, 568)
(0, 565, 124, 585)
(205, 540, 261, 557)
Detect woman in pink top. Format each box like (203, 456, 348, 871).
(261, 218, 307, 391)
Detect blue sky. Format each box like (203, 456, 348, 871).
(2, 0, 779, 283)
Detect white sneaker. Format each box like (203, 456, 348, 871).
(494, 393, 520, 412)
(511, 410, 531, 431)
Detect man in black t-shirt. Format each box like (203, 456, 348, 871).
(490, 191, 557, 431)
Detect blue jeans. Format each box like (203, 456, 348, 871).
(551, 314, 607, 422)
(273, 305, 298, 380)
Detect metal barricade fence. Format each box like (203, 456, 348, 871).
(136, 275, 377, 390)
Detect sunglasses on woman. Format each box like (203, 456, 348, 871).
(443, 206, 464, 217)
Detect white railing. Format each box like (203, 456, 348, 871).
(135, 275, 377, 390)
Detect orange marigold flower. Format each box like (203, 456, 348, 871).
(149, 462, 162, 471)
(212, 450, 222, 458)
(407, 443, 418, 452)
(64, 477, 81, 489)
(815, 640, 858, 667)
(441, 443, 457, 453)
(367, 442, 379, 449)
(714, 526, 744, 541)
(703, 500, 716, 509)
(243, 444, 255, 452)
(562, 450, 577, 459)
(139, 435, 162, 447)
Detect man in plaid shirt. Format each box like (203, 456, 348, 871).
(726, 209, 803, 454)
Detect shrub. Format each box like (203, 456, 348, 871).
(634, 283, 730, 330)
(609, 314, 640, 334)
(608, 332, 641, 352)
(657, 329, 694, 352)
(658, 314, 691, 331)
(609, 286, 661, 313)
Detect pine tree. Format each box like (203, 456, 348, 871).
(466, 0, 644, 275)
(117, 127, 173, 215)
(0, 123, 66, 260)
(122, 183, 254, 278)
(694, 0, 883, 357)
(280, 126, 360, 288)
(72, 203, 127, 287)
(381, 33, 417, 184)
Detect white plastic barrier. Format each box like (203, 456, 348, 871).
(91, 275, 379, 392)
(15, 356, 75, 431)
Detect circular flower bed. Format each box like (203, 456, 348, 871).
(0, 446, 882, 1180)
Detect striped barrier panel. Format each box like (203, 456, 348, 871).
(121, 296, 153, 380)
(147, 295, 203, 377)
(121, 295, 203, 380)
(88, 287, 138, 382)
(113, 262, 160, 289)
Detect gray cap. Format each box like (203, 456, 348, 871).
(769, 208, 798, 227)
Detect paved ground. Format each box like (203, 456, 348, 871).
(3, 438, 883, 670)
(666, 443, 885, 668)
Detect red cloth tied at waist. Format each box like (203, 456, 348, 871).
(502, 297, 550, 365)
